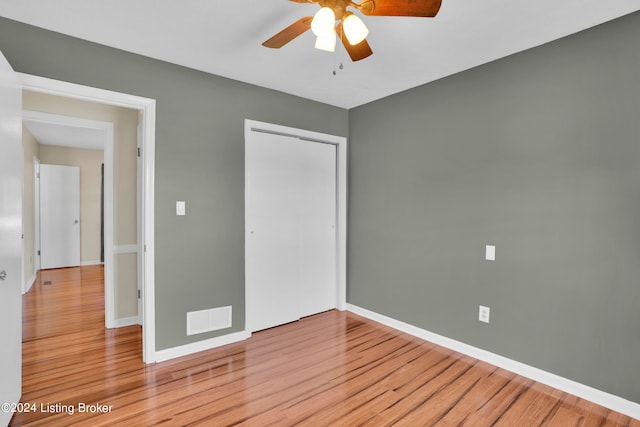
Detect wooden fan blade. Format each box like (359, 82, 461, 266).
(262, 16, 313, 48)
(337, 22, 373, 61)
(359, 0, 442, 17)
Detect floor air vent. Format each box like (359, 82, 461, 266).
(187, 306, 232, 336)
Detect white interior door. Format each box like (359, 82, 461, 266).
(40, 164, 81, 269)
(246, 130, 337, 333)
(0, 50, 23, 427)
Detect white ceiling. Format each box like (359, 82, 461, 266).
(2, 1, 639, 109)
(23, 114, 106, 150)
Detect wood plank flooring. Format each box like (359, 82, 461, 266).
(10, 265, 640, 426)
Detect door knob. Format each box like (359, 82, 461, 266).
(0, 270, 6, 281)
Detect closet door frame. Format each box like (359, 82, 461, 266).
(244, 119, 347, 333)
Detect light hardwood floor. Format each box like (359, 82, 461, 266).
(11, 265, 640, 426)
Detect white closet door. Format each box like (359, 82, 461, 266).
(246, 131, 337, 333)
(40, 164, 81, 269)
(296, 140, 337, 317)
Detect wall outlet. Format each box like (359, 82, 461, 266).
(479, 305, 490, 323)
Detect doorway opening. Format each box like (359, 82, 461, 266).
(24, 111, 112, 272)
(20, 74, 157, 363)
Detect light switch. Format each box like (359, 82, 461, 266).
(479, 305, 490, 323)
(176, 201, 186, 216)
(485, 245, 495, 261)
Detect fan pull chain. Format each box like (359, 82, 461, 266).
(333, 27, 345, 76)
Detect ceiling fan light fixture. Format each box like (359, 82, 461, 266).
(315, 30, 336, 52)
(311, 7, 336, 37)
(342, 13, 369, 45)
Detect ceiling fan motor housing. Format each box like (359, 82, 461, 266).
(315, 0, 351, 19)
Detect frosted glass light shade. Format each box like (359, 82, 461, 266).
(311, 7, 336, 36)
(343, 13, 368, 45)
(315, 31, 336, 52)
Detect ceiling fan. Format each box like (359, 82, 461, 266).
(262, 0, 443, 62)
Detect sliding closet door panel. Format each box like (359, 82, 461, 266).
(297, 140, 337, 318)
(246, 133, 305, 332)
(246, 131, 337, 333)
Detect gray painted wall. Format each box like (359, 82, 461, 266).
(0, 17, 348, 350)
(348, 12, 640, 402)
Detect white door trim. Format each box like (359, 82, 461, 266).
(244, 119, 348, 321)
(136, 122, 144, 327)
(20, 73, 157, 364)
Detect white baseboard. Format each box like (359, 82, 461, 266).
(23, 271, 38, 294)
(154, 331, 251, 363)
(81, 260, 103, 266)
(347, 303, 640, 421)
(114, 316, 140, 328)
